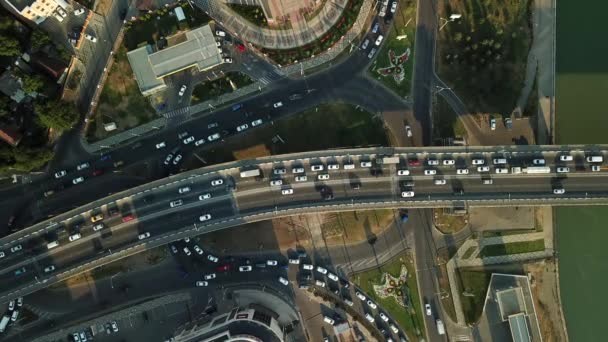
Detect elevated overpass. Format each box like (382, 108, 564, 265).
(1, 145, 608, 302)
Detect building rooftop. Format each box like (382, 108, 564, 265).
(148, 25, 222, 78)
(126, 45, 167, 96)
(5, 0, 36, 12)
(509, 313, 531, 342)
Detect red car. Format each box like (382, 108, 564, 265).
(408, 159, 421, 167)
(92, 169, 104, 176)
(121, 215, 135, 223)
(216, 264, 231, 272)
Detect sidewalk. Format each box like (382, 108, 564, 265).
(196, 0, 348, 49)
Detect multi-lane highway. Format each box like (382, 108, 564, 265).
(1, 145, 608, 302)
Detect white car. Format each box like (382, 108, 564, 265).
(367, 300, 377, 309)
(266, 260, 278, 266)
(495, 168, 509, 174)
(56, 7, 67, 17)
(170, 155, 182, 166)
(315, 280, 326, 287)
(372, 22, 380, 33)
(477, 166, 490, 172)
(193, 245, 204, 255)
(560, 155, 573, 161)
(278, 277, 289, 285)
(199, 214, 212, 222)
(553, 188, 565, 195)
(591, 165, 601, 172)
(251, 119, 263, 126)
(223, 57, 233, 63)
(397, 169, 410, 176)
(316, 266, 328, 274)
(281, 188, 294, 195)
(155, 142, 166, 149)
(456, 168, 469, 175)
(54, 13, 64, 22)
(361, 39, 370, 49)
(424, 169, 436, 175)
(211, 179, 224, 186)
(138, 232, 150, 240)
(375, 35, 384, 46)
(237, 124, 249, 132)
(390, 324, 399, 334)
(239, 265, 252, 272)
(178, 187, 191, 194)
(292, 167, 305, 174)
(361, 161, 372, 167)
(472, 158, 485, 165)
(183, 247, 192, 256)
(390, 1, 397, 13)
(311, 165, 324, 171)
(425, 303, 432, 316)
(490, 118, 496, 130)
(365, 313, 375, 323)
(327, 273, 338, 281)
(323, 316, 335, 325)
(182, 136, 195, 144)
(327, 164, 340, 170)
(207, 255, 218, 262)
(208, 133, 221, 141)
(295, 175, 307, 182)
(178, 132, 189, 139)
(16, 297, 22, 307)
(178, 85, 187, 96)
(533, 159, 545, 165)
(356, 291, 366, 301)
(427, 159, 439, 166)
(74, 8, 85, 15)
(289, 258, 300, 264)
(55, 170, 67, 178)
(204, 273, 216, 280)
(270, 180, 283, 186)
(215, 30, 226, 37)
(10, 245, 22, 253)
(405, 125, 413, 137)
(443, 159, 455, 165)
(273, 101, 283, 108)
(274, 168, 287, 175)
(556, 167, 570, 173)
(195, 139, 205, 146)
(8, 300, 15, 311)
(434, 179, 447, 185)
(199, 193, 212, 200)
(344, 298, 354, 306)
(170, 199, 183, 208)
(77, 162, 90, 171)
(379, 312, 389, 322)
(196, 281, 208, 287)
(72, 177, 84, 185)
(69, 233, 82, 242)
(84, 33, 97, 42)
(302, 264, 314, 270)
(401, 191, 415, 198)
(93, 223, 104, 231)
(317, 174, 330, 180)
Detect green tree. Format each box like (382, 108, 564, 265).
(30, 29, 52, 50)
(35, 100, 79, 131)
(22, 74, 45, 93)
(0, 35, 21, 56)
(0, 96, 10, 118)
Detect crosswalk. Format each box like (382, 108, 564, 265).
(162, 107, 190, 119)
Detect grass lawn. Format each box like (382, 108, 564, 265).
(457, 269, 492, 324)
(86, 46, 157, 143)
(227, 4, 268, 27)
(191, 72, 254, 104)
(368, 0, 417, 97)
(320, 210, 395, 244)
(353, 254, 425, 341)
(124, 4, 210, 50)
(461, 246, 477, 259)
(436, 0, 533, 115)
(479, 239, 545, 258)
(432, 96, 467, 140)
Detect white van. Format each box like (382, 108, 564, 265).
(343, 163, 355, 170)
(586, 156, 603, 163)
(0, 315, 9, 332)
(492, 158, 507, 165)
(47, 241, 59, 250)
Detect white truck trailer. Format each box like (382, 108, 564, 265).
(511, 166, 551, 174)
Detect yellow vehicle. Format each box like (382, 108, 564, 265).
(90, 214, 104, 223)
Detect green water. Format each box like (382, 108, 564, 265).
(556, 1, 608, 341)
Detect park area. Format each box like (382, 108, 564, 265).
(353, 254, 425, 341)
(369, 0, 417, 97)
(436, 0, 533, 115)
(191, 73, 254, 104)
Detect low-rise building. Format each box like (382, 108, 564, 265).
(4, 0, 68, 24)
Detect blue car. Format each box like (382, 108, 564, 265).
(14, 267, 26, 276)
(231, 103, 243, 111)
(100, 154, 111, 161)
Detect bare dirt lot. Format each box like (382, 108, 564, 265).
(469, 207, 535, 231)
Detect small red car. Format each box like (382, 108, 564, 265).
(92, 169, 104, 176)
(121, 215, 134, 223)
(408, 159, 421, 167)
(216, 264, 231, 272)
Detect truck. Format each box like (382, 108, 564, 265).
(0, 315, 10, 333)
(436, 319, 445, 335)
(239, 168, 261, 178)
(378, 156, 400, 165)
(511, 166, 551, 174)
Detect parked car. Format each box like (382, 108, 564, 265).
(178, 85, 187, 96)
(361, 39, 370, 49)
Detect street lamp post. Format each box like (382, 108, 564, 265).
(439, 13, 462, 31)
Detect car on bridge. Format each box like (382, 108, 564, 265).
(200, 214, 212, 222)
